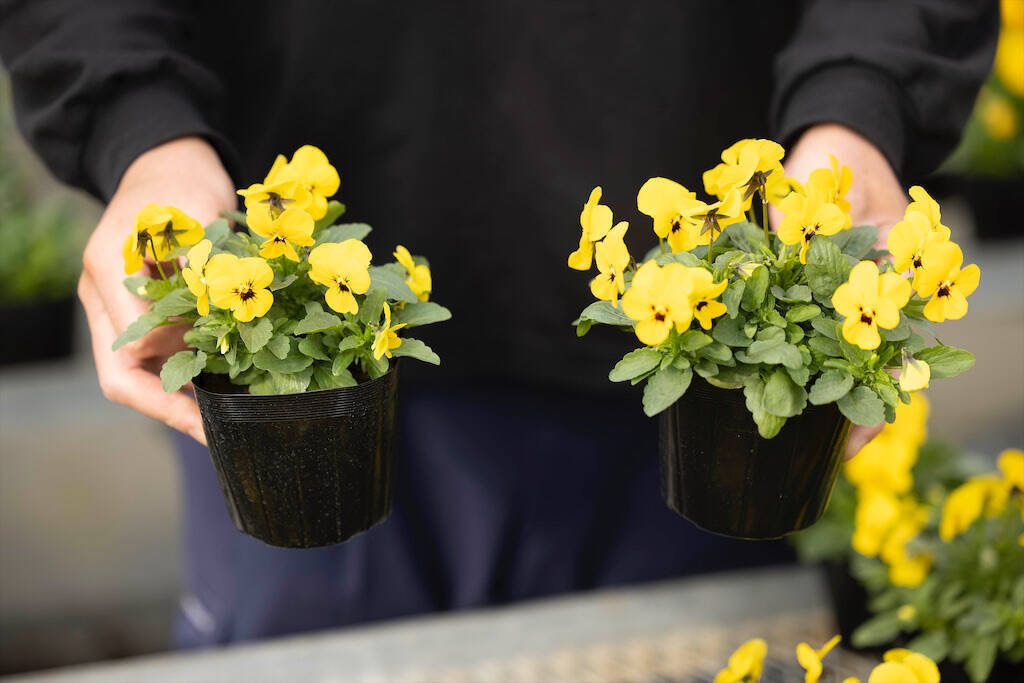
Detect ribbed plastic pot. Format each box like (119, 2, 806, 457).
(660, 377, 850, 540)
(193, 368, 399, 548)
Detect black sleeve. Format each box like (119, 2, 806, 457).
(772, 0, 1000, 180)
(0, 0, 239, 201)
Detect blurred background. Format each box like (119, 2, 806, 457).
(1, 16, 1023, 679)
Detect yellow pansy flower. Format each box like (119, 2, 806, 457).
(714, 638, 766, 683)
(206, 255, 274, 323)
(237, 177, 312, 236)
(846, 433, 918, 495)
(590, 222, 631, 307)
(764, 172, 803, 206)
(996, 27, 1024, 96)
(805, 154, 853, 214)
(266, 145, 340, 220)
(123, 204, 204, 273)
(636, 177, 704, 253)
(832, 261, 912, 350)
(703, 138, 785, 210)
(394, 245, 432, 301)
(877, 650, 940, 683)
(880, 505, 930, 587)
(999, 448, 1024, 490)
(888, 392, 930, 449)
(622, 261, 694, 346)
(887, 210, 950, 289)
(181, 239, 213, 315)
(796, 634, 841, 683)
(778, 188, 851, 263)
(852, 490, 902, 556)
(914, 241, 980, 323)
(687, 268, 728, 329)
(682, 189, 744, 247)
(899, 349, 930, 392)
(904, 186, 947, 234)
(307, 239, 373, 314)
(981, 93, 1020, 140)
(569, 187, 614, 270)
(250, 207, 315, 262)
(888, 554, 932, 588)
(938, 475, 1012, 540)
(372, 302, 406, 360)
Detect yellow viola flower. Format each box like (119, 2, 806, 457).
(904, 186, 947, 234)
(887, 393, 930, 449)
(778, 188, 851, 263)
(687, 267, 728, 329)
(897, 605, 917, 622)
(805, 154, 853, 214)
(123, 224, 154, 275)
(636, 177, 703, 253)
(877, 650, 940, 683)
(764, 170, 803, 207)
(267, 145, 341, 220)
(569, 187, 615, 270)
(307, 239, 373, 314)
(682, 189, 744, 247)
(181, 239, 214, 315)
(714, 638, 766, 683)
(237, 177, 313, 236)
(981, 93, 1020, 140)
(880, 506, 929, 586)
(394, 245, 432, 301)
(899, 349, 930, 392)
(852, 490, 902, 557)
(372, 302, 406, 360)
(914, 241, 980, 322)
(123, 204, 204, 273)
(996, 27, 1024, 96)
(622, 261, 694, 346)
(832, 261, 912, 350)
(250, 207, 315, 262)
(889, 554, 932, 588)
(999, 448, 1024, 490)
(590, 222, 631, 307)
(206, 255, 275, 323)
(796, 634, 841, 683)
(938, 476, 1011, 540)
(887, 210, 950, 289)
(703, 138, 785, 209)
(845, 433, 917, 495)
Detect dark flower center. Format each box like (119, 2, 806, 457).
(337, 282, 350, 293)
(654, 311, 666, 322)
(239, 287, 256, 302)
(695, 300, 707, 311)
(260, 192, 294, 219)
(860, 312, 873, 324)
(938, 284, 951, 298)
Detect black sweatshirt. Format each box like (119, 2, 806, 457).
(0, 1, 998, 391)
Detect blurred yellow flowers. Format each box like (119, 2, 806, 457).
(714, 637, 766, 683)
(914, 242, 980, 323)
(589, 222, 631, 307)
(796, 634, 840, 683)
(206, 254, 274, 323)
(569, 187, 614, 270)
(372, 302, 405, 360)
(308, 239, 373, 314)
(181, 239, 213, 315)
(939, 451, 1022, 541)
(832, 261, 911, 350)
(394, 245, 432, 302)
(250, 207, 315, 262)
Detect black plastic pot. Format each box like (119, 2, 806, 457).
(0, 296, 75, 366)
(660, 377, 850, 539)
(193, 368, 399, 548)
(823, 560, 875, 646)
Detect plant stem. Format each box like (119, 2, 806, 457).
(148, 240, 170, 281)
(659, 238, 666, 255)
(761, 194, 771, 251)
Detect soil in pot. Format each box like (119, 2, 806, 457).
(660, 376, 850, 539)
(193, 368, 399, 548)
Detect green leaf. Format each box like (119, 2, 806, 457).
(724, 279, 745, 318)
(112, 312, 166, 350)
(837, 385, 885, 426)
(266, 334, 291, 360)
(761, 369, 807, 417)
(965, 634, 998, 683)
(298, 335, 330, 361)
(332, 350, 355, 376)
(238, 317, 273, 353)
(741, 265, 769, 311)
(252, 343, 315, 374)
(219, 209, 248, 227)
(805, 236, 851, 302)
(754, 412, 786, 439)
(712, 315, 753, 347)
(575, 300, 634, 327)
(783, 284, 813, 302)
(392, 301, 452, 328)
(766, 310, 788, 328)
(700, 341, 733, 363)
(315, 222, 371, 245)
(808, 370, 854, 404)
(679, 330, 713, 352)
(830, 225, 878, 259)
(203, 218, 232, 245)
(786, 303, 821, 323)
(368, 265, 418, 303)
(358, 288, 387, 324)
(905, 631, 950, 663)
(160, 350, 208, 393)
(313, 364, 357, 390)
(270, 273, 298, 291)
(785, 323, 804, 344)
(852, 611, 902, 648)
(642, 366, 692, 417)
(313, 201, 347, 232)
(743, 338, 803, 369)
(722, 221, 764, 252)
(808, 336, 842, 358)
(294, 302, 343, 334)
(811, 317, 840, 340)
(839, 335, 873, 365)
(915, 346, 975, 379)
(609, 348, 663, 382)
(268, 368, 314, 394)
(338, 335, 364, 352)
(755, 326, 786, 342)
(391, 337, 440, 365)
(694, 359, 719, 377)
(152, 289, 197, 316)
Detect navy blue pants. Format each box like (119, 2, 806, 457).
(172, 384, 791, 647)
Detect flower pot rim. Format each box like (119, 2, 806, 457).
(193, 363, 399, 400)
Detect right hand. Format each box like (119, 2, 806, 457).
(79, 136, 237, 444)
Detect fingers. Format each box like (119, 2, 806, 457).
(845, 423, 884, 461)
(79, 272, 208, 445)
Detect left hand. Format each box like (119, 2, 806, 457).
(770, 123, 909, 460)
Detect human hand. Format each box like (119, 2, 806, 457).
(771, 124, 909, 459)
(79, 137, 236, 444)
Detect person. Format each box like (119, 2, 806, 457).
(0, 1, 997, 648)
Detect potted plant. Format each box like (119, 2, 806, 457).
(115, 145, 450, 548)
(568, 138, 977, 539)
